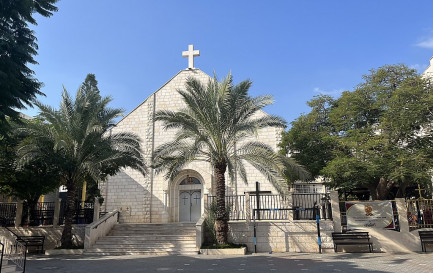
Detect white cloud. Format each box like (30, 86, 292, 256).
(409, 63, 428, 72)
(416, 37, 433, 49)
(313, 87, 344, 96)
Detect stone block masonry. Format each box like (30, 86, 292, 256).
(102, 68, 285, 223)
(228, 220, 334, 253)
(0, 226, 85, 250)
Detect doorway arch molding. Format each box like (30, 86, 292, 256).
(168, 169, 204, 222)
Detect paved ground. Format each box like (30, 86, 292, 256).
(7, 252, 433, 273)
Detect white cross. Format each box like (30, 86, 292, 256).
(182, 44, 200, 69)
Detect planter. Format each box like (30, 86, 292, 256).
(45, 249, 84, 255)
(200, 247, 247, 255)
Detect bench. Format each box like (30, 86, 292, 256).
(17, 236, 45, 254)
(418, 231, 433, 252)
(332, 232, 373, 253)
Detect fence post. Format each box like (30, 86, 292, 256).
(93, 198, 101, 222)
(53, 198, 61, 227)
(330, 191, 342, 232)
(245, 193, 251, 222)
(203, 194, 208, 214)
(287, 193, 293, 220)
(15, 200, 23, 227)
(395, 198, 410, 233)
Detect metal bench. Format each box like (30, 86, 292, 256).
(332, 232, 373, 253)
(17, 236, 45, 254)
(418, 231, 433, 252)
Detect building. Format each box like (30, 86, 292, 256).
(100, 45, 283, 223)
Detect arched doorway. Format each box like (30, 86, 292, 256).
(178, 176, 202, 222)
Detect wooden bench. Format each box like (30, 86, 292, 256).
(17, 236, 45, 254)
(332, 232, 373, 253)
(418, 231, 433, 252)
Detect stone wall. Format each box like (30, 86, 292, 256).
(227, 220, 334, 253)
(0, 225, 85, 250)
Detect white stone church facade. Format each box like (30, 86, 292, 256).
(100, 46, 282, 223)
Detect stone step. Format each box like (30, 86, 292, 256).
(113, 224, 195, 228)
(104, 234, 195, 238)
(87, 223, 198, 256)
(99, 236, 195, 240)
(94, 241, 196, 246)
(83, 250, 198, 256)
(109, 231, 195, 236)
(111, 228, 195, 232)
(89, 246, 197, 251)
(95, 240, 196, 245)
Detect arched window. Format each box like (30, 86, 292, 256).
(180, 176, 201, 185)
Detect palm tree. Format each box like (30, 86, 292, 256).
(153, 73, 308, 245)
(16, 75, 146, 247)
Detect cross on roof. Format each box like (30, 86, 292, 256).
(182, 44, 200, 69)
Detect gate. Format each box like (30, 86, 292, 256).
(407, 199, 433, 230)
(0, 203, 17, 226)
(22, 202, 55, 226)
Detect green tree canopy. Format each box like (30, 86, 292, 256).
(281, 64, 433, 199)
(0, 0, 58, 134)
(0, 119, 61, 206)
(16, 74, 147, 247)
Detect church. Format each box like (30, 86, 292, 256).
(100, 45, 283, 223)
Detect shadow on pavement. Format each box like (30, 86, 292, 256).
(23, 253, 396, 273)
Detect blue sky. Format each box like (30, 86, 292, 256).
(26, 0, 433, 126)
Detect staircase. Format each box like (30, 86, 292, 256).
(1, 261, 21, 273)
(85, 223, 198, 255)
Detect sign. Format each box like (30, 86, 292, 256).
(346, 201, 395, 229)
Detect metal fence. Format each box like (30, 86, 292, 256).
(250, 194, 292, 220)
(1, 227, 27, 273)
(207, 193, 332, 221)
(59, 201, 94, 225)
(292, 193, 331, 220)
(407, 199, 433, 230)
(22, 202, 55, 226)
(0, 242, 3, 271)
(208, 195, 246, 220)
(0, 203, 17, 226)
(9, 239, 27, 273)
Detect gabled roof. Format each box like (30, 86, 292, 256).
(115, 68, 208, 125)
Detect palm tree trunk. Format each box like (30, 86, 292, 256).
(61, 180, 76, 248)
(214, 162, 228, 245)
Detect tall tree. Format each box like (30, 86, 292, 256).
(0, 0, 58, 134)
(279, 95, 336, 179)
(16, 74, 147, 247)
(153, 73, 309, 245)
(282, 64, 433, 199)
(0, 119, 61, 212)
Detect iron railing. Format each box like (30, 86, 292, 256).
(0, 203, 17, 226)
(0, 242, 4, 271)
(207, 195, 246, 220)
(22, 202, 55, 226)
(407, 199, 433, 230)
(59, 201, 94, 225)
(9, 239, 27, 273)
(250, 194, 292, 220)
(1, 226, 27, 273)
(292, 193, 331, 220)
(207, 193, 332, 221)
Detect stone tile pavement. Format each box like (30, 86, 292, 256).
(12, 252, 433, 273)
